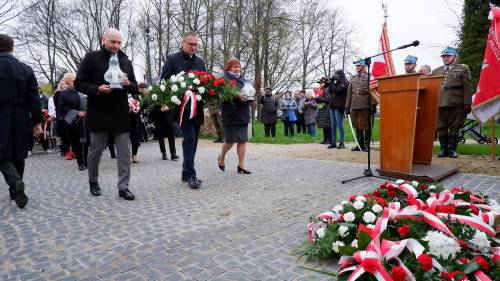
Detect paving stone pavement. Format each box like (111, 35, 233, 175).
(1, 141, 499, 281)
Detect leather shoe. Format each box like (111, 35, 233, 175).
(182, 177, 202, 183)
(327, 144, 337, 149)
(8, 185, 15, 200)
(171, 154, 179, 161)
(187, 177, 201, 189)
(89, 181, 101, 196)
(78, 164, 86, 171)
(119, 189, 135, 200)
(237, 166, 251, 174)
(14, 181, 28, 209)
(218, 156, 225, 171)
(162, 153, 168, 160)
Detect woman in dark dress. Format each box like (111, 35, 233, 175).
(327, 70, 349, 149)
(151, 104, 179, 161)
(217, 58, 252, 174)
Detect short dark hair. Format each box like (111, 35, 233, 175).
(182, 31, 198, 41)
(0, 34, 14, 52)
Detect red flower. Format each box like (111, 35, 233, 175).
(199, 77, 208, 84)
(361, 258, 378, 273)
(436, 205, 456, 214)
(420, 184, 428, 191)
(387, 191, 397, 198)
(376, 197, 387, 207)
(213, 80, 220, 87)
(373, 191, 381, 197)
(493, 255, 500, 265)
(229, 80, 236, 87)
(363, 193, 373, 199)
(474, 256, 490, 272)
(208, 89, 215, 96)
(450, 187, 462, 193)
(391, 266, 407, 281)
(417, 254, 433, 271)
(440, 271, 461, 281)
(188, 69, 195, 73)
(397, 225, 410, 236)
(349, 195, 357, 202)
(217, 78, 226, 85)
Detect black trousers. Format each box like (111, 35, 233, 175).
(130, 114, 141, 156)
(181, 120, 200, 180)
(57, 119, 70, 153)
(0, 158, 24, 187)
(29, 132, 49, 151)
(296, 113, 306, 134)
(66, 123, 89, 166)
(159, 136, 176, 155)
(264, 123, 276, 137)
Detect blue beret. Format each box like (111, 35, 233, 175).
(404, 55, 418, 64)
(441, 47, 458, 56)
(354, 59, 366, 66)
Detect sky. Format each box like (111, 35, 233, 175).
(328, 0, 464, 74)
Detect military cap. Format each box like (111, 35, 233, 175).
(441, 47, 458, 56)
(404, 55, 418, 64)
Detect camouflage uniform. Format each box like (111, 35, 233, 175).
(208, 100, 224, 141)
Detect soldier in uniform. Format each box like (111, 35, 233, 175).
(404, 55, 418, 74)
(431, 47, 472, 158)
(345, 60, 377, 152)
(208, 100, 224, 143)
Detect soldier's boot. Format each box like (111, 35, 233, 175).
(448, 135, 459, 158)
(351, 129, 364, 151)
(437, 135, 449, 157)
(362, 130, 371, 152)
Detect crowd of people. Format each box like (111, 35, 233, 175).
(1, 27, 473, 209)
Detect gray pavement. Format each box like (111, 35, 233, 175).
(1, 141, 499, 281)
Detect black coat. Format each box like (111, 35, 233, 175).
(259, 95, 279, 124)
(160, 50, 206, 126)
(151, 106, 175, 137)
(221, 72, 251, 126)
(328, 82, 348, 111)
(59, 89, 86, 138)
(75, 47, 138, 133)
(0, 53, 42, 160)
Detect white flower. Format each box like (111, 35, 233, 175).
(170, 75, 178, 83)
(470, 230, 491, 254)
(353, 201, 364, 210)
(188, 72, 195, 78)
(341, 201, 351, 206)
(147, 85, 153, 91)
(198, 86, 206, 94)
(185, 90, 193, 97)
(372, 204, 383, 213)
(396, 179, 405, 184)
(193, 78, 200, 85)
(195, 94, 202, 101)
(355, 196, 366, 202)
(138, 95, 142, 100)
(171, 95, 181, 105)
(159, 84, 166, 92)
(160, 79, 166, 85)
(176, 71, 185, 77)
(180, 82, 187, 88)
(351, 239, 358, 248)
(363, 211, 377, 224)
(429, 184, 437, 190)
(151, 94, 158, 101)
(171, 84, 179, 92)
(333, 205, 343, 212)
(338, 225, 349, 237)
(343, 212, 355, 223)
(411, 181, 419, 187)
(177, 76, 185, 82)
(367, 224, 375, 229)
(332, 241, 345, 253)
(423, 231, 461, 259)
(316, 227, 325, 239)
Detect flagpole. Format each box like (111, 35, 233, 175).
(491, 117, 496, 161)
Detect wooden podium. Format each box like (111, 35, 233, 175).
(376, 73, 458, 181)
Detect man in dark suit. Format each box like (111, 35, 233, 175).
(75, 28, 138, 200)
(0, 34, 43, 209)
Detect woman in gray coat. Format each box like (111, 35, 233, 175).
(300, 90, 318, 136)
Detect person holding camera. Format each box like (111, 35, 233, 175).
(279, 91, 297, 137)
(315, 77, 332, 145)
(327, 70, 349, 149)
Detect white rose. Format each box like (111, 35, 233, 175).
(160, 84, 166, 92)
(196, 94, 202, 101)
(332, 241, 345, 253)
(176, 71, 185, 77)
(147, 85, 153, 91)
(177, 76, 185, 83)
(339, 225, 349, 237)
(372, 204, 383, 213)
(343, 212, 355, 223)
(411, 181, 419, 187)
(363, 211, 376, 224)
(160, 79, 166, 85)
(316, 227, 325, 239)
(188, 72, 195, 78)
(180, 82, 187, 88)
(170, 75, 178, 83)
(351, 239, 358, 248)
(355, 196, 366, 202)
(151, 94, 158, 101)
(171, 96, 181, 105)
(353, 201, 364, 210)
(429, 184, 437, 190)
(193, 78, 200, 85)
(171, 84, 179, 92)
(333, 205, 343, 212)
(198, 87, 206, 94)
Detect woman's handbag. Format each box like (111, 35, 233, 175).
(288, 109, 297, 122)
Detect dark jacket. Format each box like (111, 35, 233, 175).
(328, 82, 348, 111)
(75, 47, 138, 133)
(151, 106, 175, 137)
(39, 93, 49, 110)
(59, 89, 86, 138)
(221, 72, 251, 126)
(160, 50, 206, 126)
(0, 53, 42, 160)
(259, 94, 279, 124)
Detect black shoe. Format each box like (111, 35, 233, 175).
(60, 151, 65, 157)
(337, 143, 345, 149)
(218, 156, 225, 171)
(89, 181, 101, 196)
(110, 155, 116, 159)
(119, 189, 135, 200)
(78, 164, 86, 171)
(8, 185, 15, 200)
(14, 181, 28, 209)
(320, 140, 326, 144)
(324, 141, 332, 145)
(182, 177, 202, 183)
(162, 153, 168, 160)
(351, 146, 361, 151)
(237, 166, 251, 174)
(448, 150, 458, 158)
(327, 144, 337, 149)
(437, 149, 449, 157)
(213, 138, 223, 143)
(171, 154, 179, 161)
(187, 177, 201, 189)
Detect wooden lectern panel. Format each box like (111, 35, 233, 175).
(413, 76, 443, 164)
(378, 74, 420, 174)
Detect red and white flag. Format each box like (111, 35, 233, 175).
(370, 21, 396, 103)
(472, 7, 500, 123)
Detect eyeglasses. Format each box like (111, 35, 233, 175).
(184, 41, 198, 47)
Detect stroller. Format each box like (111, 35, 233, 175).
(459, 118, 498, 144)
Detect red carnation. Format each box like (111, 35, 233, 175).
(349, 195, 357, 202)
(376, 197, 387, 207)
(213, 80, 220, 87)
(218, 78, 226, 85)
(493, 255, 500, 265)
(361, 258, 378, 273)
(373, 190, 381, 197)
(474, 256, 490, 272)
(440, 271, 461, 281)
(208, 89, 215, 96)
(229, 80, 236, 87)
(417, 254, 433, 271)
(420, 184, 428, 191)
(363, 193, 373, 199)
(397, 225, 410, 236)
(391, 266, 407, 281)
(387, 191, 397, 198)
(199, 77, 208, 84)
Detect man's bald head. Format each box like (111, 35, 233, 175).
(102, 28, 123, 54)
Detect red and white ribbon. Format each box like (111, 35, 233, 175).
(178, 90, 197, 127)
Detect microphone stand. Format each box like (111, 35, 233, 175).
(341, 43, 416, 184)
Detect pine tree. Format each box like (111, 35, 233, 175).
(458, 0, 491, 88)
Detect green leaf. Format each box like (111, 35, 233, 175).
(358, 230, 372, 250)
(461, 262, 481, 274)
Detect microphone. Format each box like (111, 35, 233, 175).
(397, 40, 419, 49)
